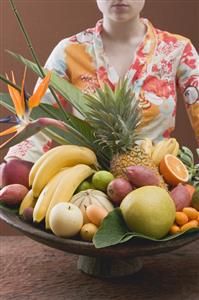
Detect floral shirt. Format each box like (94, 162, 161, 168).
(5, 19, 199, 162)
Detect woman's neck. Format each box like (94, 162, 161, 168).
(102, 16, 146, 43)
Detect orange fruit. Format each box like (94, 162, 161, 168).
(159, 154, 189, 186)
(183, 207, 198, 220)
(169, 224, 180, 234)
(184, 184, 196, 200)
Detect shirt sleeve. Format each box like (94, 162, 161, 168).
(4, 39, 70, 163)
(176, 40, 199, 145)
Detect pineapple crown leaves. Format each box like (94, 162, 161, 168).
(84, 80, 142, 157)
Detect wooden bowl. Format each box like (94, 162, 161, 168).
(1, 207, 199, 278)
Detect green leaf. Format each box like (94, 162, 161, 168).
(0, 93, 15, 113)
(0, 202, 19, 214)
(93, 208, 199, 249)
(0, 93, 109, 168)
(32, 104, 95, 145)
(33, 103, 96, 144)
(0, 92, 94, 146)
(93, 208, 131, 248)
(7, 50, 88, 117)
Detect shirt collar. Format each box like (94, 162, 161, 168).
(94, 18, 156, 39)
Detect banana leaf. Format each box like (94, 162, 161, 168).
(7, 50, 88, 118)
(0, 203, 19, 214)
(93, 208, 199, 248)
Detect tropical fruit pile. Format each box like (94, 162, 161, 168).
(0, 140, 198, 243)
(0, 82, 199, 245)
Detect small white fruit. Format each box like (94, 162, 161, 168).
(49, 202, 83, 237)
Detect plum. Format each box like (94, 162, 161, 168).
(107, 178, 133, 205)
(23, 207, 34, 222)
(170, 183, 192, 211)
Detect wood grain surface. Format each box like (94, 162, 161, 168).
(0, 236, 198, 300)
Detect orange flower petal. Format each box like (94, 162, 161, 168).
(28, 71, 52, 109)
(6, 73, 24, 118)
(0, 125, 21, 137)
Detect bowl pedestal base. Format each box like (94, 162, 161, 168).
(77, 255, 143, 278)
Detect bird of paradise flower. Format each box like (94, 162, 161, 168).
(0, 68, 67, 149)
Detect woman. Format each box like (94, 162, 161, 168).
(3, 0, 199, 163)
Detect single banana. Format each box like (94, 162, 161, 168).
(33, 168, 70, 223)
(178, 151, 193, 167)
(19, 189, 37, 216)
(140, 138, 154, 157)
(29, 145, 67, 187)
(32, 145, 97, 197)
(166, 138, 177, 151)
(45, 164, 94, 229)
(171, 140, 179, 156)
(151, 140, 170, 166)
(181, 146, 194, 162)
(152, 138, 180, 165)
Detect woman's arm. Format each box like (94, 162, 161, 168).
(176, 40, 199, 146)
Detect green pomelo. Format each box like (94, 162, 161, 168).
(120, 186, 176, 239)
(191, 187, 199, 210)
(92, 171, 114, 191)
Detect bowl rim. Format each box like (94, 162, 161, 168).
(1, 207, 199, 258)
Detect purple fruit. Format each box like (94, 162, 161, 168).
(126, 165, 160, 187)
(23, 207, 34, 222)
(2, 159, 34, 189)
(0, 184, 29, 206)
(170, 183, 192, 211)
(107, 178, 133, 205)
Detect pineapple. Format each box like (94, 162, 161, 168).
(84, 81, 166, 188)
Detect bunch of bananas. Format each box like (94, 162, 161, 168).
(19, 145, 97, 229)
(178, 146, 199, 187)
(141, 138, 179, 166)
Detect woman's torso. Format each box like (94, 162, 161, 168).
(44, 19, 198, 143)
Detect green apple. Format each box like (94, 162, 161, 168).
(120, 186, 176, 239)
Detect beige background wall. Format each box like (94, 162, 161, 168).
(0, 0, 198, 234)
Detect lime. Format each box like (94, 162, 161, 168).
(191, 187, 199, 210)
(76, 180, 93, 193)
(92, 171, 114, 191)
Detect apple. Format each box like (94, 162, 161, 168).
(49, 202, 83, 237)
(2, 159, 34, 188)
